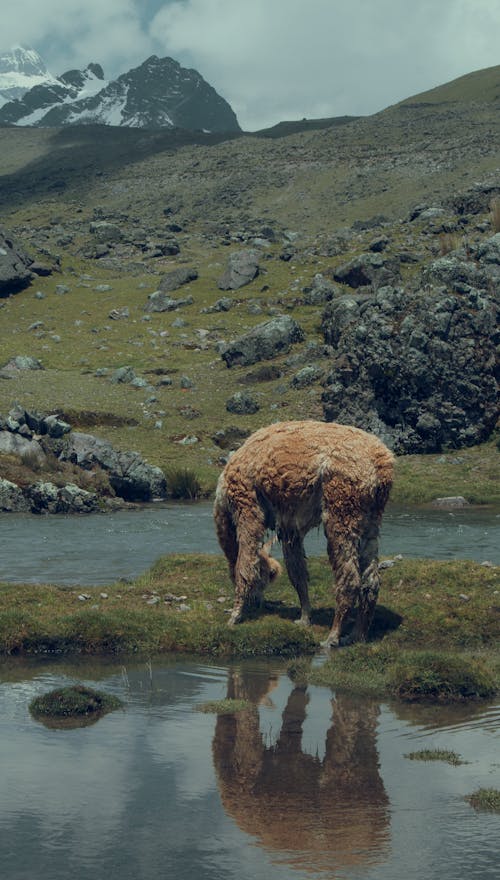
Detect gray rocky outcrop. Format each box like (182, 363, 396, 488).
(221, 315, 305, 368)
(60, 432, 167, 501)
(144, 291, 194, 313)
(225, 391, 260, 415)
(0, 226, 33, 294)
(218, 249, 259, 290)
(320, 256, 499, 452)
(0, 430, 47, 466)
(157, 267, 198, 293)
(0, 406, 167, 509)
(0, 478, 29, 512)
(26, 481, 100, 514)
(332, 252, 401, 290)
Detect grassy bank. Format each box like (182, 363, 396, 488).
(1, 556, 499, 700)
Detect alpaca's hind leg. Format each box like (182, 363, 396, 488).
(229, 503, 268, 625)
(214, 499, 239, 584)
(280, 528, 312, 625)
(322, 504, 362, 647)
(351, 515, 381, 642)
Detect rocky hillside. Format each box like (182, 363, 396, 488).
(0, 54, 241, 132)
(0, 64, 498, 502)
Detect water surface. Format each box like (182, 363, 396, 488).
(0, 657, 499, 880)
(1, 503, 498, 586)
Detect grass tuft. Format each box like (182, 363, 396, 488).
(29, 684, 123, 719)
(195, 698, 250, 714)
(165, 467, 202, 500)
(405, 748, 466, 765)
(387, 650, 496, 702)
(466, 788, 500, 812)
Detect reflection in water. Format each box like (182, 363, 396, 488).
(213, 668, 390, 875)
(1, 657, 499, 880)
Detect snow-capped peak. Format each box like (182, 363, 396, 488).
(0, 45, 58, 107)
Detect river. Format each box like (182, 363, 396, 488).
(0, 502, 498, 586)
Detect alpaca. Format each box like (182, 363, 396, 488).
(213, 420, 394, 646)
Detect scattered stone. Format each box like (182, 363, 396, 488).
(431, 496, 469, 508)
(109, 307, 129, 320)
(226, 391, 260, 414)
(218, 249, 259, 290)
(144, 291, 194, 313)
(0, 226, 33, 294)
(157, 267, 198, 293)
(221, 315, 305, 368)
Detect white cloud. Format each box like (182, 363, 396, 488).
(1, 0, 500, 129)
(150, 0, 500, 128)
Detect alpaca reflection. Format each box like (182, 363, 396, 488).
(213, 670, 390, 876)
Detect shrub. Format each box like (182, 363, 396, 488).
(166, 467, 201, 499)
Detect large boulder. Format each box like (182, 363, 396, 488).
(0, 478, 29, 512)
(26, 481, 100, 514)
(0, 431, 47, 467)
(0, 227, 33, 294)
(218, 249, 259, 290)
(157, 267, 198, 293)
(60, 432, 167, 501)
(320, 280, 498, 453)
(221, 316, 305, 368)
(332, 252, 401, 290)
(144, 292, 194, 313)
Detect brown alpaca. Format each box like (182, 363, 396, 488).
(213, 420, 394, 646)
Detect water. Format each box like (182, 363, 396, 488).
(0, 503, 498, 586)
(0, 657, 499, 880)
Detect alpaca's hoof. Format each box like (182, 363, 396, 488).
(294, 615, 311, 628)
(228, 608, 243, 626)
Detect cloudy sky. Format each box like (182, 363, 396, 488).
(1, 0, 499, 130)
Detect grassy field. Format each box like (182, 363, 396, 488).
(1, 555, 498, 701)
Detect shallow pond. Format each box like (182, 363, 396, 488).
(0, 656, 499, 880)
(1, 502, 498, 586)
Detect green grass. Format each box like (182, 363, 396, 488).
(195, 698, 250, 714)
(29, 684, 123, 718)
(466, 788, 500, 812)
(0, 556, 498, 703)
(404, 749, 466, 766)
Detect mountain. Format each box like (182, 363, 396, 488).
(0, 54, 241, 132)
(0, 45, 58, 107)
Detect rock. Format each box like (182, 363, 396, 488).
(225, 391, 260, 414)
(157, 267, 198, 293)
(212, 426, 251, 449)
(301, 274, 338, 305)
(2, 355, 43, 372)
(332, 252, 401, 289)
(290, 365, 323, 388)
(221, 315, 305, 368)
(26, 481, 99, 514)
(431, 496, 469, 508)
(218, 249, 259, 290)
(0, 478, 29, 512)
(144, 291, 194, 313)
(0, 431, 47, 466)
(201, 296, 234, 313)
(320, 273, 498, 452)
(0, 226, 33, 294)
(60, 432, 167, 501)
(109, 365, 148, 386)
(89, 221, 123, 243)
